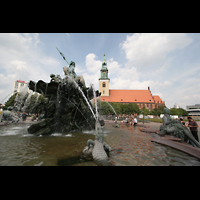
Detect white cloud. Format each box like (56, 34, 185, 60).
(10, 60, 27, 70)
(183, 96, 190, 100)
(121, 33, 193, 69)
(85, 53, 102, 73)
(193, 94, 200, 99)
(163, 81, 172, 87)
(0, 33, 58, 104)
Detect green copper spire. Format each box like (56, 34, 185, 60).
(102, 54, 107, 68)
(99, 54, 110, 80)
(103, 54, 106, 62)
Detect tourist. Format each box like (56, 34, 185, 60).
(187, 117, 199, 142)
(179, 118, 185, 126)
(133, 116, 138, 126)
(22, 112, 27, 121)
(121, 116, 129, 123)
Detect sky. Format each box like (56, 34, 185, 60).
(0, 33, 200, 109)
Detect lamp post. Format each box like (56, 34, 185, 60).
(142, 109, 144, 124)
(142, 102, 145, 124)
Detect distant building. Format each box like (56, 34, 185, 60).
(12, 80, 26, 95)
(186, 104, 200, 116)
(174, 103, 180, 109)
(98, 54, 165, 111)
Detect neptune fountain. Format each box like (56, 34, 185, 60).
(27, 48, 113, 165)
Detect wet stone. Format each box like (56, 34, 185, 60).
(104, 123, 200, 166)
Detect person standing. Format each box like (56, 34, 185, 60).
(179, 118, 185, 126)
(187, 117, 199, 142)
(22, 112, 27, 121)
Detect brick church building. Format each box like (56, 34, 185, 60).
(98, 54, 165, 111)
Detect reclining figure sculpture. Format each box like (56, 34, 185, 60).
(159, 108, 200, 148)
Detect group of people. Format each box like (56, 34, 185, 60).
(121, 116, 138, 126)
(17, 112, 28, 121)
(180, 116, 199, 142)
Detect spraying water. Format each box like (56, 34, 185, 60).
(60, 95, 93, 130)
(91, 84, 99, 121)
(103, 100, 118, 117)
(14, 84, 29, 111)
(21, 90, 33, 112)
(67, 76, 97, 121)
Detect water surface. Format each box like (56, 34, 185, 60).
(0, 123, 200, 166)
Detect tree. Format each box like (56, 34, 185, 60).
(97, 101, 112, 115)
(141, 106, 149, 115)
(3, 93, 17, 110)
(170, 108, 188, 116)
(132, 103, 141, 115)
(178, 108, 188, 116)
(150, 105, 165, 116)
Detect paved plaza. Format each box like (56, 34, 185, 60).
(103, 121, 200, 166)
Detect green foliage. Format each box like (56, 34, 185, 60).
(98, 101, 169, 117)
(145, 118, 163, 123)
(149, 105, 165, 116)
(141, 107, 149, 115)
(3, 93, 17, 110)
(98, 101, 140, 116)
(169, 108, 188, 116)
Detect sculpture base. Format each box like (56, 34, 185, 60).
(152, 136, 200, 159)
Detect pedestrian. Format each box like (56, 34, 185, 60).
(187, 116, 199, 142)
(179, 118, 185, 126)
(133, 116, 138, 126)
(22, 112, 27, 121)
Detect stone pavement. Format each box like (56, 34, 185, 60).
(103, 122, 200, 166)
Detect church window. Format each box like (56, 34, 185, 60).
(102, 82, 106, 87)
(121, 99, 123, 101)
(103, 91, 105, 94)
(135, 99, 137, 101)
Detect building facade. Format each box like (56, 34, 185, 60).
(98, 55, 165, 111)
(12, 80, 26, 95)
(186, 104, 200, 116)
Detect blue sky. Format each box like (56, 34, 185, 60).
(0, 33, 200, 109)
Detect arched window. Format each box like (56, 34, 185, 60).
(102, 82, 106, 87)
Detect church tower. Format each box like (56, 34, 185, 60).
(99, 54, 110, 96)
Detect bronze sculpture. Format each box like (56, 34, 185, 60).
(159, 108, 200, 148)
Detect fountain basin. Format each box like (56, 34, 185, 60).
(1, 122, 200, 166)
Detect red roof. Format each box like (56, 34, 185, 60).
(100, 89, 156, 103)
(153, 95, 164, 104)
